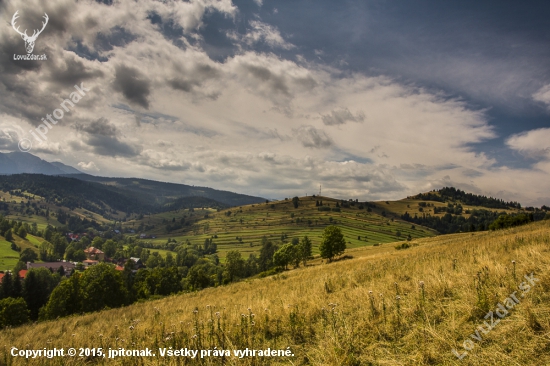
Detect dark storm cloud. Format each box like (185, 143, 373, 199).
(0, 72, 58, 124)
(0, 33, 43, 74)
(76, 118, 141, 158)
(46, 57, 104, 87)
(94, 27, 137, 53)
(321, 108, 365, 126)
(169, 63, 220, 95)
(77, 118, 118, 137)
(86, 135, 142, 157)
(293, 125, 332, 149)
(246, 64, 290, 96)
(0, 4, 94, 126)
(169, 79, 195, 92)
(113, 65, 151, 109)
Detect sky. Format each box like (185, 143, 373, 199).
(0, 0, 549, 205)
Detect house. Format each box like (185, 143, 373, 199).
(27, 261, 75, 276)
(0, 269, 27, 282)
(115, 257, 143, 272)
(84, 247, 105, 261)
(140, 233, 147, 239)
(130, 257, 144, 269)
(82, 259, 99, 268)
(67, 233, 80, 242)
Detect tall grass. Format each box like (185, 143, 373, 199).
(1, 221, 550, 365)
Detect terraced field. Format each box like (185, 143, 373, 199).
(124, 196, 438, 260)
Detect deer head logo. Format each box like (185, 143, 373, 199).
(11, 11, 49, 54)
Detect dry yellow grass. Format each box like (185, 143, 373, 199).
(1, 221, 550, 365)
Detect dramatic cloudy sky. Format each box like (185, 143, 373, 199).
(1, 0, 549, 204)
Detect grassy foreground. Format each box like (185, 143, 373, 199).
(1, 222, 550, 365)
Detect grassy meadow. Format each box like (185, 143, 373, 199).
(2, 220, 549, 365)
(0, 238, 19, 271)
(0, 234, 41, 271)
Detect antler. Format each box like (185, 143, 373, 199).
(29, 13, 48, 40)
(11, 10, 29, 38)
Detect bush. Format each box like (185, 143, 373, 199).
(19, 248, 37, 263)
(395, 243, 411, 250)
(0, 297, 30, 328)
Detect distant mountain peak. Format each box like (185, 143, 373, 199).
(0, 151, 81, 176)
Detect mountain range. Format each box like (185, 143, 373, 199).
(0, 152, 80, 175)
(0, 151, 265, 208)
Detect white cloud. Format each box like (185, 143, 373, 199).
(506, 128, 550, 159)
(533, 85, 550, 109)
(253, 0, 263, 6)
(78, 161, 100, 172)
(228, 20, 295, 50)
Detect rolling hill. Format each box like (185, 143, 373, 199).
(0, 174, 264, 223)
(122, 188, 545, 261)
(65, 174, 267, 207)
(0, 151, 266, 209)
(123, 195, 439, 260)
(2, 220, 549, 365)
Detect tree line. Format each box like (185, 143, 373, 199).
(411, 187, 522, 209)
(400, 209, 544, 234)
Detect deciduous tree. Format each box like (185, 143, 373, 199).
(319, 226, 346, 262)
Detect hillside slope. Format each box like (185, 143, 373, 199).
(125, 195, 438, 259)
(3, 221, 549, 365)
(67, 174, 266, 207)
(0, 174, 256, 225)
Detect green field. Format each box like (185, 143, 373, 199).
(2, 191, 525, 267)
(25, 234, 42, 247)
(11, 235, 41, 256)
(123, 245, 176, 259)
(0, 238, 20, 271)
(124, 196, 438, 260)
(5, 215, 62, 232)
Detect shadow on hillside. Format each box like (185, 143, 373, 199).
(332, 255, 354, 262)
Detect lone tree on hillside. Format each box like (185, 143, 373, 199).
(4, 229, 13, 242)
(319, 226, 346, 263)
(292, 196, 299, 209)
(273, 243, 295, 270)
(17, 227, 27, 239)
(298, 236, 313, 266)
